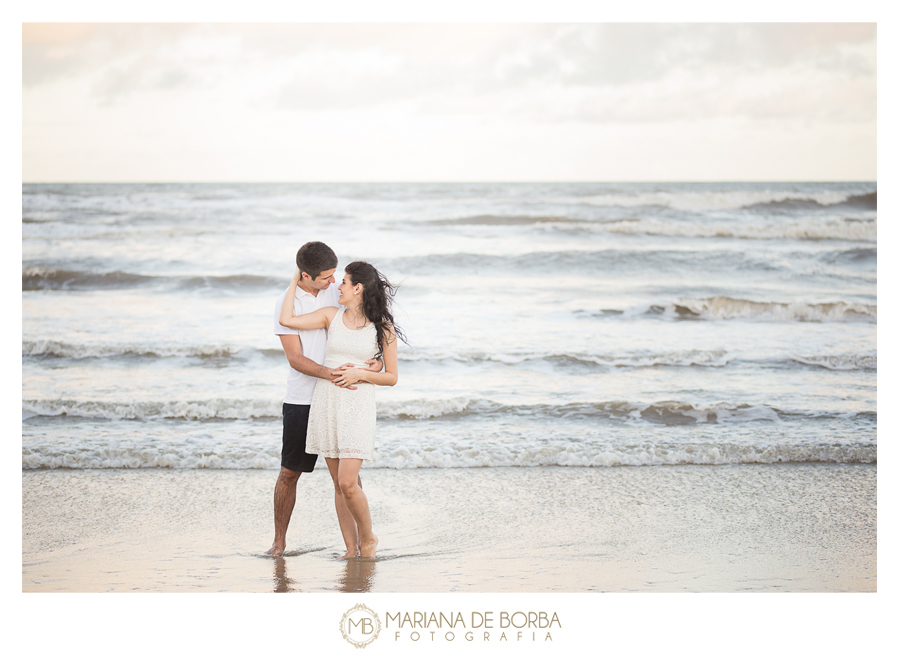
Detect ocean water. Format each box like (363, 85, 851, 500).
(22, 182, 877, 471)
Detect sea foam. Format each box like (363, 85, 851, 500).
(22, 439, 876, 470)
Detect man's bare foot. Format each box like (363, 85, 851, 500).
(264, 544, 285, 557)
(360, 535, 378, 559)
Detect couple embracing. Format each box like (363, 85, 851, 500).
(264, 241, 404, 559)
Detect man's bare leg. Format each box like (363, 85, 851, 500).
(326, 457, 362, 558)
(337, 458, 378, 559)
(264, 466, 301, 556)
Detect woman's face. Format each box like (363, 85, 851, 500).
(337, 273, 360, 306)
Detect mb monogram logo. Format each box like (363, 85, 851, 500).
(340, 604, 382, 648)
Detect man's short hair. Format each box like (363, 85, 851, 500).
(296, 242, 338, 280)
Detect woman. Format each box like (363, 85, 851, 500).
(279, 260, 404, 559)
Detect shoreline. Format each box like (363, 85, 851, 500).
(23, 463, 876, 593)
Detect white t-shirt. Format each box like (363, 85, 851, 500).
(274, 283, 341, 405)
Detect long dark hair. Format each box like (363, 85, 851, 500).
(344, 261, 407, 358)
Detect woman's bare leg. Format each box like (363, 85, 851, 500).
(337, 458, 378, 558)
(325, 458, 360, 558)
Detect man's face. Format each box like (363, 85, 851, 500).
(307, 268, 336, 291)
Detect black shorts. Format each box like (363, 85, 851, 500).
(281, 403, 318, 473)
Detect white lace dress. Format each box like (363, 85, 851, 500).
(306, 308, 378, 461)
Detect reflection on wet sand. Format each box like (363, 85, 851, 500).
(337, 558, 377, 593)
(272, 557, 298, 593)
(270, 555, 377, 593)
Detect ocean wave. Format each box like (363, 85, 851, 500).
(21, 340, 268, 361)
(172, 274, 280, 292)
(428, 214, 588, 226)
(376, 399, 874, 425)
(677, 297, 876, 322)
(747, 192, 876, 212)
(790, 355, 877, 371)
(23, 268, 155, 290)
(403, 349, 875, 371)
(22, 397, 875, 425)
(822, 247, 877, 266)
(22, 444, 283, 470)
(22, 267, 278, 292)
(22, 398, 282, 421)
(387, 248, 775, 274)
(610, 297, 876, 323)
(24, 341, 875, 373)
(22, 439, 876, 470)
(598, 217, 876, 241)
(401, 349, 735, 368)
(568, 190, 875, 212)
(370, 441, 876, 469)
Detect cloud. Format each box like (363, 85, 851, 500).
(261, 23, 877, 123)
(23, 23, 197, 88)
(528, 23, 875, 84)
(23, 23, 876, 124)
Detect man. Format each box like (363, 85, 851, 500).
(264, 241, 379, 557)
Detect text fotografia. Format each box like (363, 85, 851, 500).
(387, 611, 560, 642)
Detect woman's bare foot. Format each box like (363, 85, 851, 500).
(360, 535, 378, 559)
(264, 543, 285, 557)
(341, 549, 359, 559)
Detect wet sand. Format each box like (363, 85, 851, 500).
(22, 464, 875, 593)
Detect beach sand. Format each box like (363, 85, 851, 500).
(22, 464, 875, 593)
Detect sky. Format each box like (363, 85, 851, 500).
(22, 21, 877, 182)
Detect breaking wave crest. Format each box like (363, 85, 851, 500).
(401, 349, 735, 368)
(376, 399, 875, 424)
(22, 340, 272, 361)
(22, 267, 278, 291)
(24, 341, 874, 373)
(624, 297, 876, 322)
(22, 399, 282, 421)
(22, 397, 876, 425)
(790, 355, 877, 370)
(402, 349, 876, 371)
